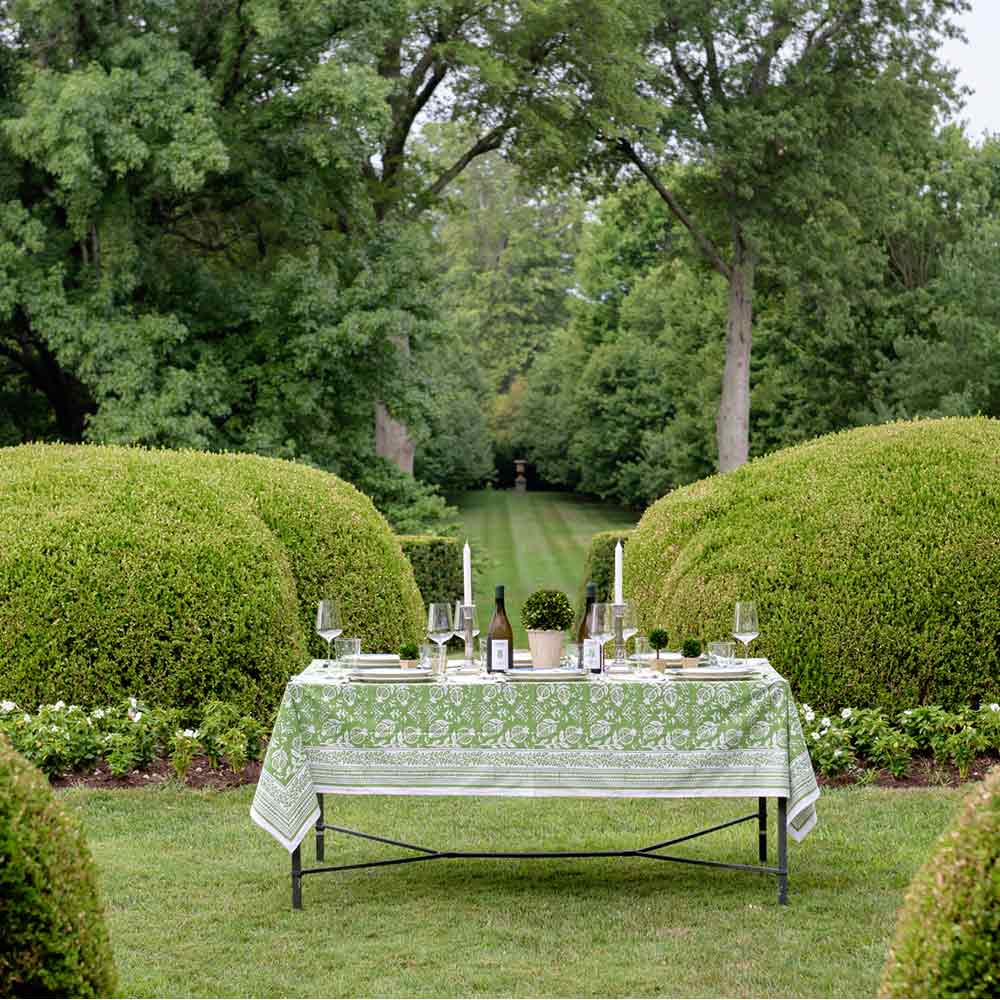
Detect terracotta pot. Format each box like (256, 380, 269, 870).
(681, 656, 701, 669)
(399, 659, 418, 669)
(526, 629, 564, 668)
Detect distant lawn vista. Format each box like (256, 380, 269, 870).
(456, 489, 637, 646)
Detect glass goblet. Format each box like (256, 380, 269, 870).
(315, 599, 342, 666)
(732, 601, 760, 663)
(427, 602, 454, 671)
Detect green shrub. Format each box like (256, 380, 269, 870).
(0, 735, 117, 997)
(521, 590, 575, 631)
(580, 530, 632, 609)
(881, 765, 1000, 997)
(0, 444, 425, 719)
(398, 535, 463, 605)
(627, 418, 1000, 713)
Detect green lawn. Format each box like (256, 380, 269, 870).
(64, 783, 960, 998)
(457, 489, 637, 645)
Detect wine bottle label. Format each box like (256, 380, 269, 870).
(490, 639, 509, 672)
(583, 639, 600, 671)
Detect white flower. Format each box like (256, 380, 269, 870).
(834, 749, 843, 757)
(1, 700, 16, 713)
(804, 708, 815, 722)
(840, 708, 852, 720)
(129, 697, 138, 709)
(53, 700, 66, 710)
(50, 724, 59, 732)
(183, 728, 198, 739)
(92, 708, 105, 720)
(800, 703, 812, 714)
(989, 704, 1000, 712)
(903, 709, 912, 716)
(131, 711, 143, 723)
(23, 713, 31, 723)
(820, 717, 831, 728)
(812, 731, 821, 741)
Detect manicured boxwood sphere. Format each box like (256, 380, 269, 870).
(0, 444, 425, 718)
(881, 765, 1000, 997)
(0, 735, 117, 997)
(626, 417, 1000, 712)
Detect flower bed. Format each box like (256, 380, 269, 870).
(0, 698, 264, 783)
(800, 702, 1000, 784)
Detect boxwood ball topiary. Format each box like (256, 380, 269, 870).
(0, 735, 117, 997)
(880, 765, 1000, 998)
(626, 417, 1000, 713)
(0, 444, 425, 719)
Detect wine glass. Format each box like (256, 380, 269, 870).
(589, 602, 614, 673)
(427, 603, 454, 671)
(732, 601, 760, 663)
(315, 599, 342, 667)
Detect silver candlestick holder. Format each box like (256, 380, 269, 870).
(459, 604, 476, 667)
(612, 602, 626, 668)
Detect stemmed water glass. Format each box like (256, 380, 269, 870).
(315, 599, 343, 667)
(589, 602, 614, 673)
(732, 601, 760, 663)
(426, 603, 454, 673)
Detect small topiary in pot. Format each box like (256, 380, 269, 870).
(399, 642, 420, 668)
(522, 590, 575, 668)
(681, 638, 702, 668)
(648, 628, 670, 660)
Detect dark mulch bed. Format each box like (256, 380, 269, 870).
(51, 754, 262, 791)
(49, 751, 1000, 792)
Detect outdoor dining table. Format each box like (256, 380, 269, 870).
(250, 658, 819, 909)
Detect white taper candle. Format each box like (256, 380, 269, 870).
(463, 540, 472, 606)
(614, 540, 623, 605)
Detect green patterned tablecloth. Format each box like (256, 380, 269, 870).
(250, 660, 819, 851)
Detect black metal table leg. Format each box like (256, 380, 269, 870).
(292, 845, 303, 910)
(777, 797, 788, 905)
(316, 794, 325, 863)
(757, 797, 767, 863)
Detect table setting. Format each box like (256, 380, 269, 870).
(251, 540, 819, 909)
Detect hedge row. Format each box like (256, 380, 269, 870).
(397, 535, 463, 606)
(580, 530, 633, 611)
(626, 417, 1000, 713)
(0, 444, 425, 719)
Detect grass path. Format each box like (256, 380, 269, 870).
(456, 489, 637, 644)
(64, 784, 962, 998)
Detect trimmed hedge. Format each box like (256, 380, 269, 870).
(580, 530, 632, 610)
(626, 417, 1000, 712)
(0, 444, 425, 718)
(881, 765, 1000, 997)
(0, 735, 117, 997)
(398, 535, 463, 605)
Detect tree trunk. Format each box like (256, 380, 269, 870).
(375, 401, 415, 475)
(374, 330, 415, 474)
(716, 237, 756, 472)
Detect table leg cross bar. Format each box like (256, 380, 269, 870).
(290, 796, 789, 909)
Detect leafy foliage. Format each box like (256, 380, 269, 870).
(0, 735, 117, 997)
(627, 417, 1000, 713)
(580, 530, 633, 610)
(882, 765, 1000, 998)
(521, 590, 574, 632)
(0, 444, 424, 718)
(397, 535, 463, 606)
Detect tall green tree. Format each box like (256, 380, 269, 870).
(520, 0, 968, 471)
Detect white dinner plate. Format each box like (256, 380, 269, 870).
(348, 668, 434, 683)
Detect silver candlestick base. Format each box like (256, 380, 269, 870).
(460, 604, 476, 667)
(612, 602, 626, 668)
